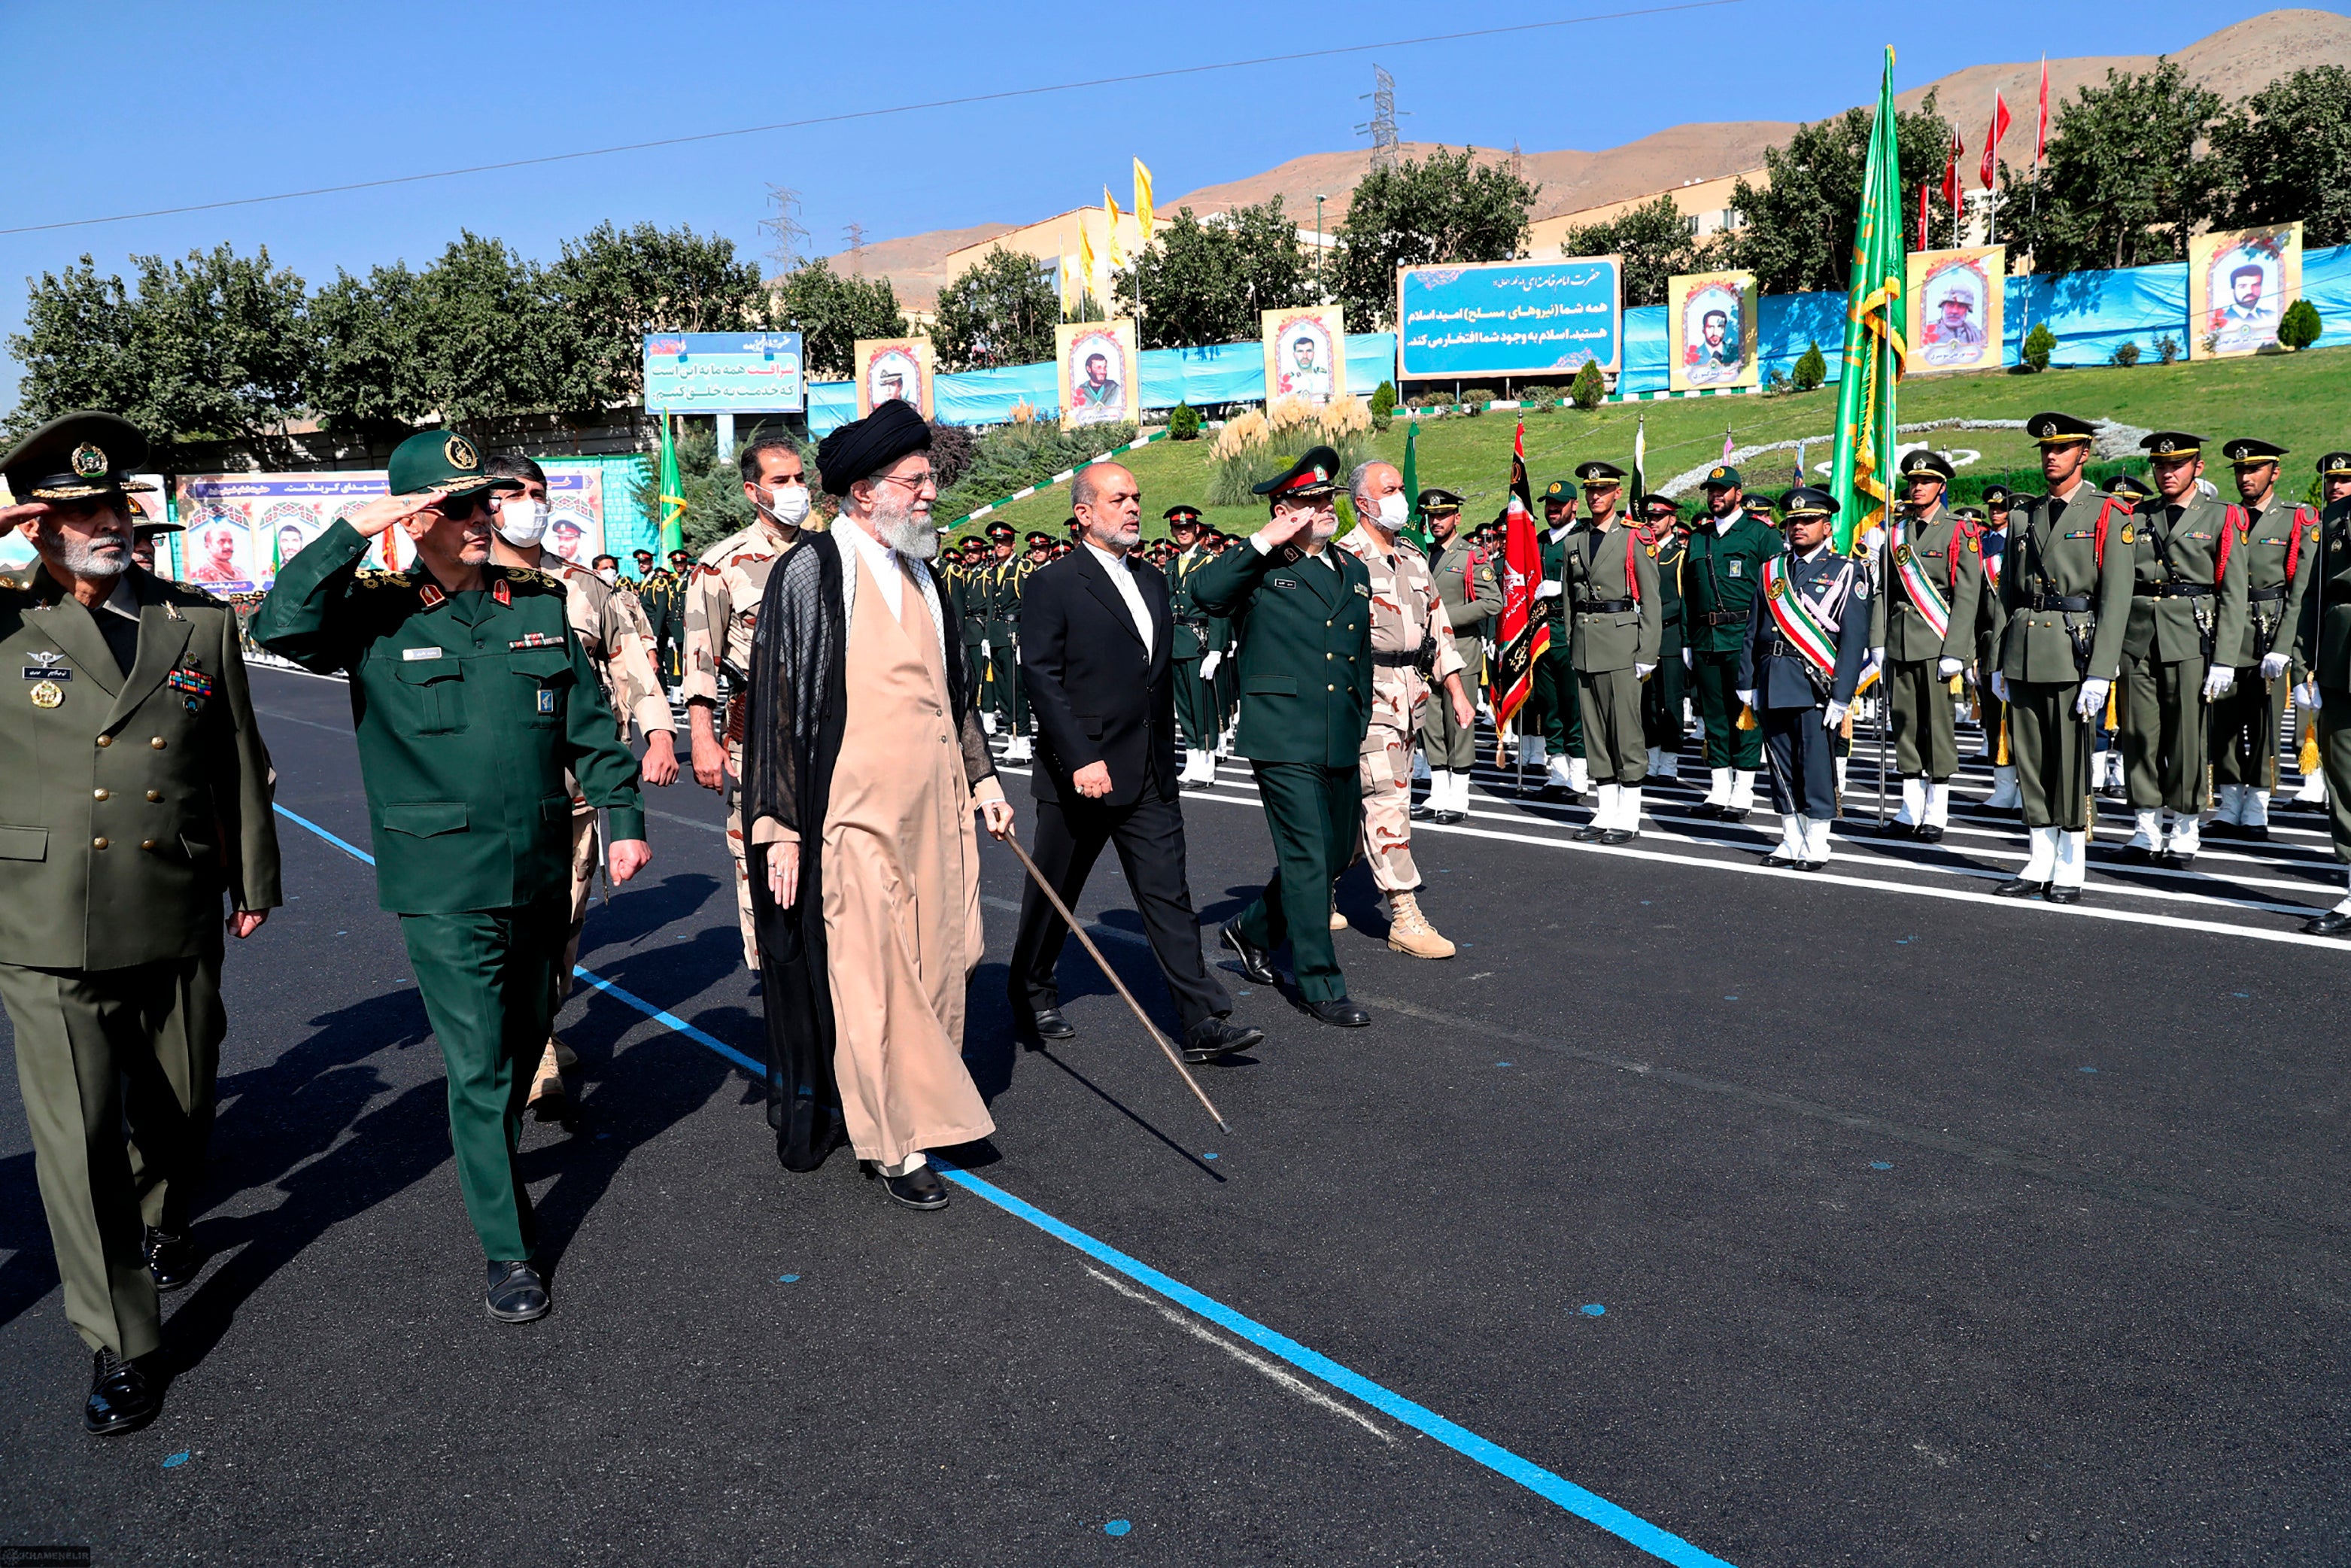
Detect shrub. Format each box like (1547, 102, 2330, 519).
(1569, 360, 1607, 409)
(2110, 342, 2141, 367)
(2021, 323, 2055, 372)
(1791, 342, 1827, 392)
(2279, 299, 2322, 351)
(1207, 397, 1377, 506)
(1168, 402, 1202, 441)
(1368, 381, 1397, 430)
(2155, 336, 2182, 365)
(1520, 384, 1562, 407)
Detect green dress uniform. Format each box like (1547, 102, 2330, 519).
(1994, 427, 2139, 899)
(1524, 484, 1583, 783)
(2117, 436, 2251, 852)
(1421, 524, 1501, 774)
(637, 567, 683, 687)
(1973, 518, 2015, 801)
(1868, 470, 1985, 834)
(1192, 451, 1371, 1008)
(1168, 534, 1222, 764)
(0, 438, 282, 1382)
(1563, 518, 1663, 808)
(252, 446, 644, 1269)
(1682, 475, 1779, 804)
(2208, 443, 2320, 835)
(980, 549, 1033, 740)
(1640, 521, 1689, 777)
(2293, 497, 2351, 931)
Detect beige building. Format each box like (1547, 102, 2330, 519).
(935, 205, 1149, 311)
(1529, 169, 1763, 255)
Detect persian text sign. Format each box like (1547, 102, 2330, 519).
(642, 332, 806, 413)
(1396, 257, 1622, 381)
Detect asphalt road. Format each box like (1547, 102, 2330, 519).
(2, 664, 2346, 1566)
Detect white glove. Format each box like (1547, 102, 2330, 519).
(1536, 581, 1563, 600)
(2201, 666, 2235, 701)
(1990, 671, 2009, 703)
(980, 639, 992, 658)
(1870, 646, 1886, 668)
(1681, 646, 1693, 669)
(2260, 652, 2290, 682)
(1937, 656, 1964, 679)
(1636, 662, 1655, 679)
(1199, 652, 1223, 680)
(2293, 680, 2321, 710)
(1736, 688, 1757, 709)
(2076, 677, 2110, 719)
(1824, 700, 1850, 730)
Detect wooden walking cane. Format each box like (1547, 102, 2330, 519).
(997, 828, 1231, 1135)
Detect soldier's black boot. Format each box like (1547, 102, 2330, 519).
(144, 1227, 199, 1292)
(85, 1348, 159, 1436)
(1219, 922, 1276, 986)
(485, 1260, 550, 1323)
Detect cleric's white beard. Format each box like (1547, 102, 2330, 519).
(873, 498, 938, 561)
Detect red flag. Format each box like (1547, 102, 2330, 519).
(1917, 181, 1930, 251)
(1492, 420, 1542, 729)
(2035, 56, 2049, 165)
(1979, 93, 2012, 190)
(1941, 129, 1964, 211)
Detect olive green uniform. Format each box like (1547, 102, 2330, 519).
(1642, 527, 1689, 769)
(1168, 542, 1223, 755)
(1997, 483, 2137, 833)
(1869, 506, 1985, 786)
(2119, 494, 2250, 815)
(2209, 497, 2319, 797)
(1563, 522, 1663, 785)
(1526, 524, 1581, 763)
(1191, 537, 1371, 1003)
(1422, 535, 1501, 770)
(2295, 500, 2351, 863)
(1683, 509, 1779, 775)
(978, 556, 1033, 735)
(253, 520, 645, 1263)
(0, 567, 281, 1361)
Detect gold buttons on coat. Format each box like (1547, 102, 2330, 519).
(93, 837, 108, 849)
(140, 839, 158, 851)
(93, 789, 109, 801)
(96, 735, 111, 747)
(146, 791, 163, 802)
(150, 737, 166, 750)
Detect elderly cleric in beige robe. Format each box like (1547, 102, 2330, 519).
(739, 400, 1014, 1209)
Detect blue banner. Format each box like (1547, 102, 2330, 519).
(1396, 260, 1621, 381)
(642, 331, 806, 414)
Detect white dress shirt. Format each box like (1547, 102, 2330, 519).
(840, 517, 907, 618)
(1084, 540, 1153, 658)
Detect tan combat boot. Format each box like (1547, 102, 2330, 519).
(529, 1039, 566, 1110)
(1385, 892, 1456, 959)
(1329, 905, 1349, 931)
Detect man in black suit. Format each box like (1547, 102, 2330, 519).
(1009, 462, 1263, 1062)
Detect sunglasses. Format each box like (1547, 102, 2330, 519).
(429, 491, 492, 521)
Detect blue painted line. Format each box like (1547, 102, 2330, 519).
(273, 800, 1734, 1567)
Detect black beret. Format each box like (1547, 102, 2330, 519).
(816, 399, 931, 497)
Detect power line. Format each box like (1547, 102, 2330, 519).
(0, 0, 1742, 240)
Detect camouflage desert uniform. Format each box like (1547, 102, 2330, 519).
(1335, 529, 1463, 892)
(683, 518, 794, 970)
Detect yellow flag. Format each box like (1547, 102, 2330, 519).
(1078, 224, 1097, 304)
(1133, 158, 1155, 243)
(1103, 189, 1127, 269)
(1060, 245, 1078, 315)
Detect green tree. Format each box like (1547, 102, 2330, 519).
(1569, 360, 1606, 409)
(2001, 61, 2221, 274)
(1332, 147, 1540, 330)
(1120, 199, 1314, 349)
(931, 246, 1059, 372)
(402, 232, 565, 424)
(8, 257, 149, 438)
(1791, 341, 1827, 391)
(545, 221, 767, 409)
(769, 256, 910, 380)
(2210, 65, 2351, 248)
(2278, 299, 2322, 351)
(1722, 93, 1952, 295)
(1556, 194, 1706, 308)
(309, 261, 430, 436)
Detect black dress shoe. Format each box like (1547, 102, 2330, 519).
(1030, 1007, 1076, 1041)
(1914, 825, 1945, 843)
(1761, 850, 1799, 868)
(2159, 850, 2194, 871)
(144, 1227, 199, 1292)
(2243, 824, 2270, 841)
(1879, 821, 1918, 839)
(1408, 800, 1435, 820)
(2043, 885, 2082, 904)
(1431, 809, 1465, 825)
(1305, 996, 1371, 1028)
(1541, 783, 1575, 803)
(84, 1348, 158, 1436)
(2204, 819, 2241, 840)
(1795, 860, 1826, 872)
(1716, 807, 1749, 823)
(1574, 822, 1605, 841)
(1991, 877, 2048, 898)
(1219, 922, 1276, 986)
(1599, 828, 1636, 845)
(2301, 908, 2351, 936)
(872, 1162, 950, 1211)
(485, 1260, 550, 1323)
(1183, 1016, 1264, 1062)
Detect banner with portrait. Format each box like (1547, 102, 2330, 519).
(1666, 271, 1757, 392)
(1905, 247, 2005, 375)
(1261, 305, 1347, 406)
(1056, 319, 1139, 431)
(2190, 223, 2302, 360)
(854, 337, 935, 420)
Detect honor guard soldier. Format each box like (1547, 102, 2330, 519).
(632, 548, 683, 690)
(1639, 492, 1689, 782)
(1870, 449, 1985, 841)
(126, 495, 180, 576)
(1419, 488, 1500, 822)
(1194, 446, 1374, 1027)
(1988, 413, 2138, 903)
(1976, 484, 2021, 808)
(2207, 438, 2319, 840)
(0, 412, 281, 1434)
(1684, 465, 1778, 818)
(1340, 461, 1475, 956)
(1738, 487, 1871, 870)
(684, 433, 806, 970)
(2291, 452, 2351, 813)
(2292, 473, 2351, 932)
(1165, 505, 1224, 786)
(1560, 462, 1661, 842)
(254, 430, 651, 1324)
(980, 521, 1035, 758)
(1524, 478, 1585, 798)
(2116, 432, 2250, 866)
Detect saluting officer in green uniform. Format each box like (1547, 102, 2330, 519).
(253, 431, 649, 1324)
(0, 413, 281, 1435)
(1988, 412, 2139, 904)
(1523, 479, 1585, 798)
(2116, 432, 2251, 867)
(2293, 479, 2351, 934)
(1639, 493, 1689, 782)
(1561, 463, 1662, 843)
(1194, 446, 1374, 1029)
(1417, 488, 1499, 824)
(1870, 448, 1985, 842)
(1165, 505, 1223, 787)
(2207, 437, 2320, 840)
(1683, 465, 1778, 819)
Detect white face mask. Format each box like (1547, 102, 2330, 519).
(596, 566, 619, 585)
(497, 497, 550, 548)
(1373, 491, 1410, 528)
(763, 482, 811, 528)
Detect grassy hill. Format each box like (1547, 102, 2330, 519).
(949, 343, 2350, 543)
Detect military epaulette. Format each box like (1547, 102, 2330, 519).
(500, 567, 567, 593)
(354, 570, 415, 589)
(156, 579, 228, 609)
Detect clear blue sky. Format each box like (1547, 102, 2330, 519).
(0, 0, 2328, 409)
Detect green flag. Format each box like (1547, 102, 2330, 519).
(1399, 420, 1427, 553)
(1830, 46, 1907, 556)
(657, 415, 687, 556)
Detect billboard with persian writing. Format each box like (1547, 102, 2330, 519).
(1395, 257, 1621, 383)
(642, 331, 806, 413)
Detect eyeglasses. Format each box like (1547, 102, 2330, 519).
(431, 492, 491, 521)
(869, 469, 934, 492)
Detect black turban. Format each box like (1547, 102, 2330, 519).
(816, 400, 932, 497)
